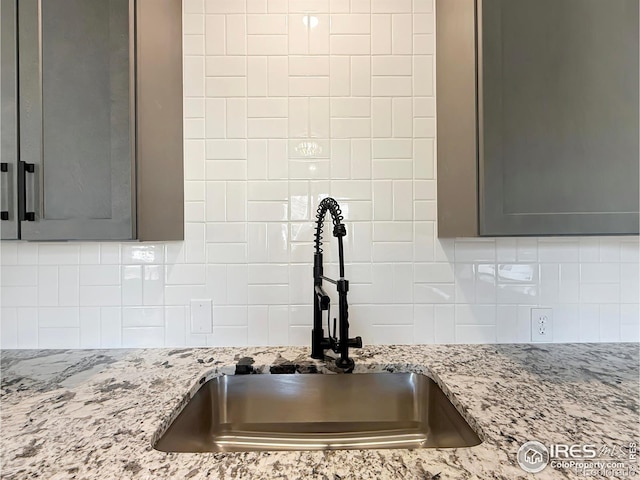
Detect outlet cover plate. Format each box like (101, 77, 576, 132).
(531, 308, 553, 342)
(191, 299, 213, 334)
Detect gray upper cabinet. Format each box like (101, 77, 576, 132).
(18, 0, 134, 241)
(0, 0, 184, 242)
(1, 0, 19, 240)
(436, 0, 640, 237)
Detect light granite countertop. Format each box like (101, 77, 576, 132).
(1, 343, 638, 479)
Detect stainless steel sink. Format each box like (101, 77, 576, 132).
(154, 373, 481, 452)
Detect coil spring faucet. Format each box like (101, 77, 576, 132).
(311, 197, 363, 371)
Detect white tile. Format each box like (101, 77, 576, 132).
(370, 325, 413, 345)
(206, 160, 247, 180)
(166, 264, 206, 285)
(213, 305, 248, 326)
(455, 240, 496, 262)
(372, 139, 412, 159)
(248, 140, 268, 179)
(372, 180, 392, 221)
(248, 0, 267, 11)
(371, 14, 391, 54)
(599, 304, 621, 342)
(579, 284, 619, 304)
(1, 266, 37, 286)
(207, 244, 248, 264)
(38, 244, 79, 265)
(329, 56, 350, 96)
(351, 139, 371, 179)
(455, 325, 496, 344)
(248, 306, 269, 345)
(289, 77, 330, 97)
(210, 327, 248, 346)
(123, 307, 164, 327)
(330, 0, 350, 12)
(330, 118, 370, 138)
(553, 305, 579, 342)
(39, 328, 80, 349)
(413, 34, 434, 54)
(414, 263, 454, 283)
(393, 180, 413, 220)
(496, 284, 538, 305)
(309, 14, 330, 54)
(122, 327, 165, 347)
(288, 14, 309, 55)
(59, 266, 80, 306)
(1, 243, 18, 265)
(122, 244, 164, 265)
(268, 0, 287, 12)
(184, 35, 205, 55)
(413, 305, 434, 343)
(248, 57, 268, 96)
(185, 0, 205, 14)
(227, 182, 248, 221)
(143, 265, 165, 305)
(248, 118, 288, 138)
(39, 307, 79, 328)
(412, 55, 433, 96)
(371, 0, 411, 13)
(206, 77, 247, 97)
(350, 0, 370, 12)
(165, 306, 187, 346)
(79, 286, 121, 307)
(392, 14, 412, 54)
(184, 56, 206, 96)
(268, 57, 289, 96)
(330, 14, 370, 34)
(580, 263, 620, 284)
(371, 98, 392, 137)
(248, 98, 288, 118)
(413, 13, 433, 34)
(289, 0, 329, 13)
(79, 265, 120, 286)
(434, 305, 455, 343)
(37, 266, 58, 307)
(373, 222, 412, 242)
(248, 14, 288, 34)
(414, 284, 455, 303)
(205, 0, 246, 13)
(621, 263, 640, 303)
(122, 265, 142, 306)
(579, 305, 600, 341)
(184, 14, 205, 34)
(413, 97, 435, 118)
(17, 243, 38, 264)
(207, 223, 248, 243)
(538, 240, 580, 262)
(268, 306, 289, 345)
(0, 308, 18, 349)
(17, 308, 38, 348)
(414, 0, 433, 12)
(330, 35, 370, 55)
(226, 99, 247, 138)
(100, 307, 122, 347)
(496, 305, 520, 343)
(455, 305, 496, 325)
(80, 307, 101, 348)
(267, 139, 289, 180)
(248, 35, 288, 55)
(206, 139, 247, 159)
(372, 77, 411, 96)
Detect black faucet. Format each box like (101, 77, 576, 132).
(311, 197, 363, 372)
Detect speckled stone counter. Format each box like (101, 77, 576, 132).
(1, 344, 638, 479)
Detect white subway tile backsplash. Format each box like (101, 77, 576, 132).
(1, 0, 635, 350)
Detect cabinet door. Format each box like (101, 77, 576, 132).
(1, 0, 19, 240)
(18, 0, 134, 241)
(479, 0, 639, 235)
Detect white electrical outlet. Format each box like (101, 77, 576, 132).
(190, 299, 213, 334)
(531, 308, 553, 342)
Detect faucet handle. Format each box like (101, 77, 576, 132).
(348, 336, 363, 348)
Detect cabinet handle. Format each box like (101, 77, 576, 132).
(1, 163, 8, 220)
(18, 161, 35, 222)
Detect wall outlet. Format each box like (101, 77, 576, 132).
(531, 308, 553, 342)
(190, 299, 212, 334)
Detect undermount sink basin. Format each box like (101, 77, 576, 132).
(154, 373, 481, 452)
